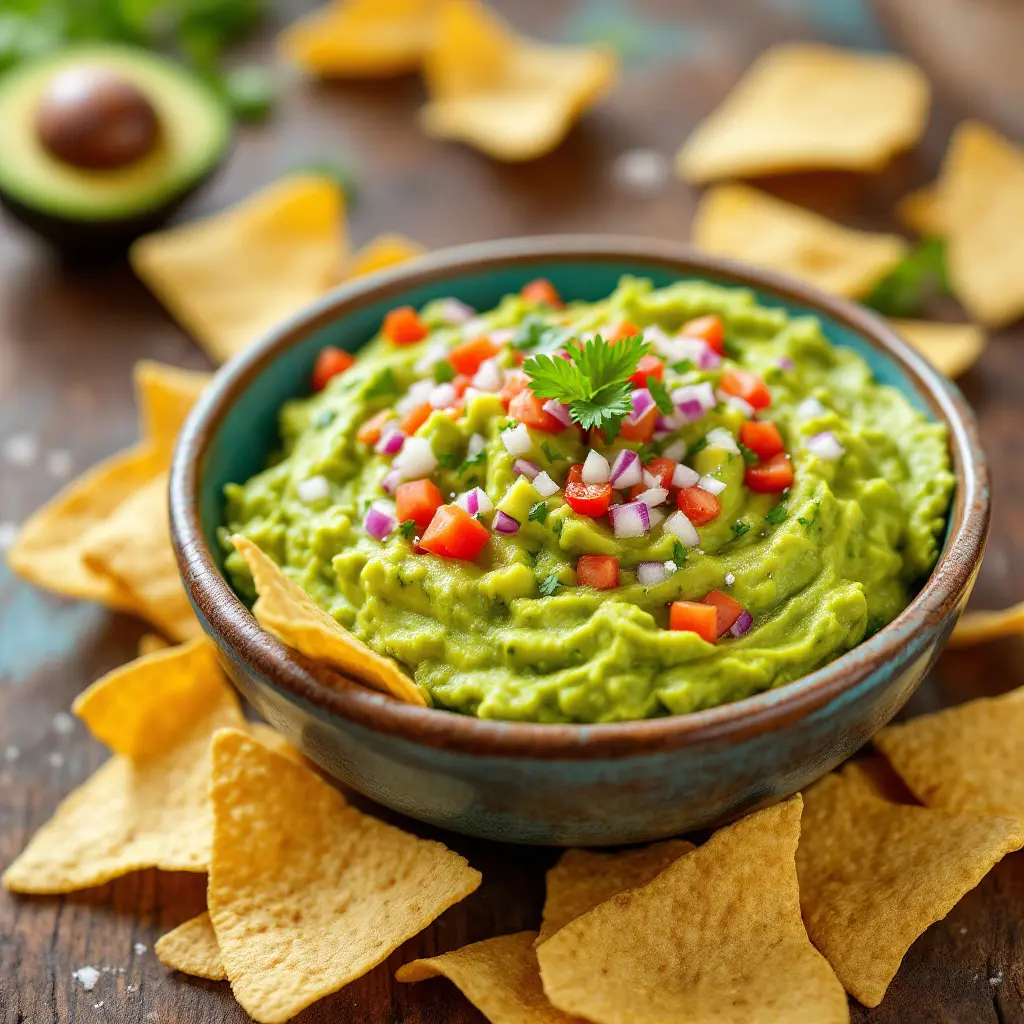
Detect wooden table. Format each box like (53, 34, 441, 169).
(2, 2, 1022, 1021)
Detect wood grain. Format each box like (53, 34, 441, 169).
(2, 2, 1023, 1022)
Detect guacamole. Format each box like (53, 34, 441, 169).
(223, 276, 954, 723)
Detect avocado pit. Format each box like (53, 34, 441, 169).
(36, 67, 161, 171)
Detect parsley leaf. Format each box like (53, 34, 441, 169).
(648, 377, 675, 416)
(670, 358, 696, 375)
(731, 521, 751, 539)
(538, 575, 562, 597)
(765, 502, 788, 525)
(865, 239, 951, 317)
(365, 367, 398, 399)
(738, 443, 758, 467)
(398, 519, 417, 539)
(433, 361, 456, 383)
(528, 501, 549, 523)
(672, 539, 688, 565)
(540, 440, 565, 463)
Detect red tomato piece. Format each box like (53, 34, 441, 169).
(720, 369, 771, 410)
(520, 278, 563, 308)
(745, 453, 794, 493)
(629, 353, 664, 388)
(311, 346, 355, 391)
(419, 504, 490, 560)
(565, 464, 613, 518)
(449, 336, 501, 376)
(680, 314, 725, 356)
(739, 420, 785, 460)
(618, 405, 658, 443)
(451, 374, 473, 398)
(383, 306, 428, 345)
(509, 389, 563, 432)
(395, 479, 444, 533)
(398, 402, 433, 436)
(676, 486, 721, 526)
(356, 409, 392, 446)
(669, 601, 718, 642)
(577, 554, 619, 590)
(499, 369, 529, 408)
(702, 589, 745, 639)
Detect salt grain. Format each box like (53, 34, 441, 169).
(52, 712, 75, 735)
(611, 148, 670, 194)
(4, 745, 18, 762)
(45, 449, 73, 478)
(48, 752, 64, 768)
(0, 522, 17, 552)
(2, 433, 40, 468)
(133, 942, 147, 956)
(73, 967, 100, 991)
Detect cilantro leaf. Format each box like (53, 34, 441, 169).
(865, 239, 951, 317)
(398, 519, 417, 539)
(540, 440, 565, 463)
(731, 521, 751, 540)
(528, 501, 549, 524)
(672, 539, 688, 565)
(551, 517, 564, 536)
(765, 502, 788, 526)
(738, 443, 758, 467)
(648, 377, 675, 416)
(365, 367, 397, 399)
(459, 448, 487, 474)
(538, 575, 562, 597)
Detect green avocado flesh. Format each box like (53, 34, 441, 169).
(0, 46, 230, 222)
(224, 277, 954, 723)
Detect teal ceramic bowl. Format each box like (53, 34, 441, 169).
(169, 236, 988, 846)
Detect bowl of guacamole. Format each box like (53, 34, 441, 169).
(170, 236, 988, 844)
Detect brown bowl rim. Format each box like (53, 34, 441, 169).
(169, 235, 989, 760)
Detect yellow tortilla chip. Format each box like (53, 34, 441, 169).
(135, 360, 212, 455)
(420, 0, 617, 162)
(691, 183, 907, 300)
(3, 645, 242, 893)
(208, 728, 481, 1023)
(797, 762, 1024, 1007)
(873, 688, 1024, 817)
(398, 931, 578, 1024)
(347, 233, 426, 278)
(280, 0, 438, 78)
(155, 912, 227, 981)
(676, 43, 929, 182)
(890, 319, 986, 378)
(138, 633, 169, 657)
(131, 175, 347, 364)
(537, 840, 693, 946)
(896, 184, 944, 237)
(231, 534, 424, 705)
(249, 722, 308, 765)
(537, 796, 849, 1024)
(950, 600, 1024, 647)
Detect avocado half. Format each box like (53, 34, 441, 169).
(0, 46, 232, 253)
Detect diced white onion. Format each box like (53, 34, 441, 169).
(642, 469, 659, 488)
(664, 510, 700, 547)
(608, 500, 650, 539)
(647, 507, 665, 528)
(472, 358, 503, 392)
(805, 431, 845, 461)
(637, 561, 668, 586)
(705, 427, 740, 454)
(533, 471, 560, 497)
(662, 439, 687, 462)
(413, 343, 448, 375)
(718, 392, 755, 418)
(393, 436, 438, 480)
(672, 463, 700, 489)
(725, 572, 736, 586)
(296, 475, 331, 504)
(396, 378, 434, 415)
(501, 422, 532, 456)
(635, 486, 669, 507)
(436, 298, 476, 325)
(429, 382, 457, 408)
(468, 433, 486, 457)
(582, 449, 611, 484)
(697, 475, 727, 496)
(797, 396, 827, 419)
(488, 327, 516, 345)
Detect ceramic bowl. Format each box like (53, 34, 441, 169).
(169, 236, 989, 846)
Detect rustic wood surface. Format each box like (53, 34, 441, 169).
(2, 2, 1022, 1022)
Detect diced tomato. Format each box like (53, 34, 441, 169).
(395, 479, 444, 533)
(398, 402, 433, 436)
(669, 601, 718, 642)
(681, 314, 725, 356)
(739, 420, 785, 460)
(609, 320, 641, 343)
(356, 409, 393, 446)
(720, 370, 771, 410)
(311, 346, 355, 391)
(618, 405, 658, 443)
(629, 353, 664, 389)
(520, 278, 563, 308)
(577, 554, 619, 590)
(449, 336, 501, 376)
(451, 374, 473, 397)
(499, 369, 529, 408)
(745, 453, 794, 493)
(677, 486, 721, 526)
(628, 457, 675, 499)
(702, 589, 745, 639)
(419, 503, 490, 561)
(509, 389, 563, 432)
(565, 464, 613, 518)
(383, 306, 428, 345)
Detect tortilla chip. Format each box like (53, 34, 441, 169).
(347, 233, 426, 278)
(420, 0, 617, 162)
(873, 688, 1024, 817)
(890, 319, 986, 378)
(3, 648, 242, 893)
(398, 931, 578, 1024)
(537, 840, 693, 946)
(138, 633, 170, 657)
(135, 360, 212, 456)
(208, 728, 481, 1023)
(797, 762, 1024, 1007)
(249, 722, 308, 765)
(950, 600, 1024, 647)
(131, 175, 347, 364)
(537, 796, 849, 1024)
(280, 0, 439, 78)
(155, 912, 227, 981)
(691, 183, 907, 300)
(676, 43, 929, 182)
(896, 185, 944, 237)
(231, 534, 424, 705)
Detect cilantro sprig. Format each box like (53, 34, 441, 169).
(523, 334, 651, 443)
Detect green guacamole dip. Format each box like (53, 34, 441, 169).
(223, 276, 954, 723)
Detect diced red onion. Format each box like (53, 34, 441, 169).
(637, 561, 668, 586)
(437, 297, 475, 325)
(662, 439, 687, 462)
(718, 390, 754, 418)
(805, 431, 845, 460)
(542, 398, 572, 426)
(429, 382, 457, 409)
(296, 475, 330, 504)
(396, 378, 434, 415)
(697, 475, 726, 496)
(472, 358, 503, 392)
(502, 422, 532, 456)
(648, 507, 665, 528)
(672, 382, 716, 423)
(514, 458, 541, 480)
(628, 388, 655, 424)
(493, 509, 520, 535)
(696, 343, 722, 371)
(672, 463, 700, 489)
(380, 468, 402, 494)
(608, 500, 650, 539)
(636, 486, 669, 507)
(364, 502, 396, 541)
(644, 324, 672, 354)
(797, 396, 827, 419)
(533, 471, 559, 497)
(778, 356, 796, 371)
(664, 510, 699, 547)
(393, 436, 437, 480)
(375, 428, 406, 456)
(582, 449, 611, 484)
(705, 427, 740, 454)
(456, 487, 493, 515)
(468, 433, 486, 458)
(729, 609, 754, 637)
(609, 449, 642, 488)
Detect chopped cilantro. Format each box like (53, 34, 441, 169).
(538, 575, 562, 597)
(689, 435, 708, 456)
(738, 443, 758, 467)
(730, 521, 751, 540)
(365, 367, 397, 399)
(798, 501, 821, 530)
(670, 358, 696, 375)
(459, 448, 487, 473)
(528, 501, 549, 524)
(635, 442, 657, 463)
(765, 502, 788, 526)
(397, 519, 417, 539)
(648, 376, 675, 416)
(436, 452, 460, 469)
(433, 361, 456, 383)
(672, 539, 688, 565)
(551, 517, 564, 536)
(541, 440, 565, 463)
(313, 409, 336, 430)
